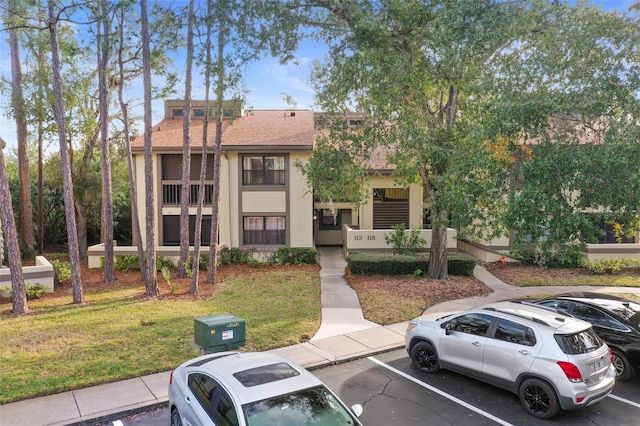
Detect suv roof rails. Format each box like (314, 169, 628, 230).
(483, 301, 569, 326)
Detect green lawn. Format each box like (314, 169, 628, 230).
(0, 266, 320, 404)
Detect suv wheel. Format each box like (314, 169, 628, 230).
(410, 341, 440, 373)
(518, 378, 560, 419)
(171, 407, 183, 426)
(612, 349, 632, 381)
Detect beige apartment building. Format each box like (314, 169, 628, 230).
(86, 99, 638, 266)
(120, 99, 440, 259)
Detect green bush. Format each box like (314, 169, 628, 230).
(25, 283, 46, 300)
(51, 259, 71, 285)
(185, 254, 209, 273)
(113, 255, 141, 272)
(510, 246, 584, 268)
(447, 253, 477, 276)
(219, 248, 254, 265)
(384, 224, 426, 255)
(271, 247, 317, 265)
(346, 252, 477, 276)
(156, 256, 176, 271)
(582, 258, 635, 275)
(3, 283, 47, 300)
(346, 252, 428, 275)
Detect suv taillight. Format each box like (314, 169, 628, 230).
(557, 361, 583, 383)
(609, 347, 613, 364)
(169, 370, 174, 385)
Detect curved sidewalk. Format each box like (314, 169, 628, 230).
(3, 259, 640, 426)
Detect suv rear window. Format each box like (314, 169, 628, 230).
(554, 328, 603, 354)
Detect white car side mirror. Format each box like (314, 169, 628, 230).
(351, 403, 364, 418)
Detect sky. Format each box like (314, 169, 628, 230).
(0, 0, 636, 151)
(0, 3, 327, 151)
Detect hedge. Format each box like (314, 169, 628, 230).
(346, 252, 476, 276)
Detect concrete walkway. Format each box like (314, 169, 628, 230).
(311, 247, 378, 340)
(2, 254, 640, 425)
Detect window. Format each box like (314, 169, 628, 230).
(494, 318, 536, 346)
(555, 329, 603, 355)
(447, 313, 493, 336)
(172, 109, 184, 118)
(571, 305, 609, 328)
(319, 209, 341, 230)
(243, 216, 285, 245)
(373, 188, 408, 202)
(243, 156, 285, 185)
(194, 108, 206, 117)
(188, 374, 239, 426)
(163, 216, 211, 246)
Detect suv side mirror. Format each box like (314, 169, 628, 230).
(443, 323, 453, 335)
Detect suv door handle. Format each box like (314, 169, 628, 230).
(519, 350, 531, 355)
(472, 341, 481, 346)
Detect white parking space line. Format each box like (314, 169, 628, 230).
(368, 356, 515, 426)
(608, 394, 640, 409)
(112, 422, 124, 426)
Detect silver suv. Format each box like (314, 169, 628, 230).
(405, 301, 616, 419)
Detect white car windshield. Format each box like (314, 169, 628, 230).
(243, 385, 358, 425)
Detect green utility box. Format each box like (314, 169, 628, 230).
(194, 314, 246, 353)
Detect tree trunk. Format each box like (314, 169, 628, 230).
(428, 214, 449, 281)
(207, 11, 225, 284)
(116, 1, 146, 282)
(178, 0, 195, 279)
(98, 0, 115, 283)
(48, 1, 85, 304)
(8, 3, 35, 254)
(0, 139, 28, 314)
(140, 0, 159, 297)
(191, 0, 215, 295)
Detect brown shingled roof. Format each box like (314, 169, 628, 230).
(131, 109, 315, 153)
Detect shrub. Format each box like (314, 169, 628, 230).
(582, 258, 634, 275)
(347, 252, 477, 276)
(346, 252, 428, 275)
(51, 259, 71, 285)
(156, 256, 176, 271)
(447, 253, 477, 276)
(25, 283, 46, 300)
(271, 247, 317, 265)
(3, 283, 47, 300)
(384, 224, 426, 255)
(184, 254, 209, 277)
(510, 245, 584, 268)
(219, 248, 254, 265)
(113, 255, 141, 272)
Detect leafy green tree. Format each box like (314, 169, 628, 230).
(484, 3, 640, 256)
(298, 0, 523, 280)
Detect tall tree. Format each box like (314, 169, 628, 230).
(48, 0, 85, 304)
(140, 0, 160, 297)
(0, 138, 28, 314)
(115, 0, 146, 281)
(178, 0, 195, 279)
(300, 0, 522, 280)
(5, 0, 35, 256)
(191, 0, 216, 294)
(97, 0, 115, 283)
(206, 1, 227, 285)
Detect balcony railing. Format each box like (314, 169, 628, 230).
(162, 181, 214, 206)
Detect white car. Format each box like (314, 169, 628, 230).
(169, 351, 364, 426)
(405, 301, 616, 419)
